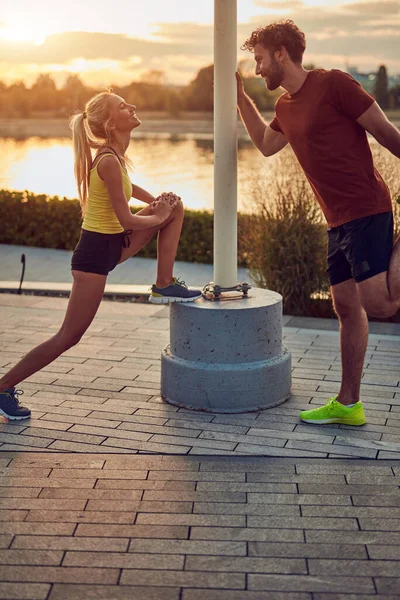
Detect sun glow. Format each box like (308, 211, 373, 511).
(0, 23, 48, 46)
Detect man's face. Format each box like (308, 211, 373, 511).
(254, 43, 284, 91)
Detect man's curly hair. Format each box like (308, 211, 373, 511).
(241, 20, 306, 64)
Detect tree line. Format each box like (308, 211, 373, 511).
(0, 61, 399, 118)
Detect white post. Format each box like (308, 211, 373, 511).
(214, 0, 238, 288)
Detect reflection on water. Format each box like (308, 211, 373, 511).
(0, 136, 274, 213)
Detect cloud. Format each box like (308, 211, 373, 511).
(342, 1, 400, 14)
(254, 0, 304, 8)
(0, 29, 212, 66)
(1, 0, 400, 86)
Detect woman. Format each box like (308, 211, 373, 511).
(0, 90, 202, 420)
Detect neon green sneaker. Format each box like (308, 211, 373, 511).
(300, 396, 366, 426)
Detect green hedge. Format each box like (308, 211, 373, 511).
(0, 190, 200, 262)
(0, 189, 251, 266)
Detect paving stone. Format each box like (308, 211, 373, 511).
(147, 470, 245, 482)
(25, 510, 137, 524)
(120, 569, 245, 588)
(185, 554, 307, 573)
(367, 544, 400, 559)
(0, 582, 50, 600)
(247, 516, 359, 530)
(63, 550, 184, 569)
(0, 508, 28, 522)
(193, 502, 299, 516)
(298, 483, 400, 495)
(248, 542, 367, 559)
(313, 596, 399, 600)
(11, 536, 129, 552)
(69, 424, 153, 442)
(128, 539, 246, 556)
(188, 592, 312, 600)
(308, 558, 400, 576)
(246, 473, 346, 483)
(352, 494, 400, 506)
(190, 527, 304, 542)
(49, 584, 180, 599)
(248, 574, 375, 593)
(0, 523, 75, 536)
(136, 513, 246, 527)
(305, 529, 400, 544)
(49, 468, 148, 480)
(0, 549, 63, 566)
(359, 518, 400, 531)
(75, 523, 189, 539)
(0, 535, 12, 549)
(0, 565, 119, 584)
(375, 578, 400, 594)
(303, 505, 400, 518)
(0, 499, 86, 511)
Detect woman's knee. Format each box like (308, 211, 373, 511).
(173, 199, 184, 219)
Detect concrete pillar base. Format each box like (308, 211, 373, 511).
(161, 288, 291, 414)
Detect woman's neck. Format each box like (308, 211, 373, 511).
(107, 132, 130, 157)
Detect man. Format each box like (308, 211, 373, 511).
(237, 20, 400, 426)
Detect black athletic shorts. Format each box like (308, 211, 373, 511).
(71, 228, 132, 276)
(326, 211, 393, 287)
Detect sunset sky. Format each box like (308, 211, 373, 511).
(1, 0, 399, 88)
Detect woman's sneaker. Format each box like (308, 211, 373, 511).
(300, 396, 366, 426)
(0, 388, 31, 420)
(149, 277, 202, 304)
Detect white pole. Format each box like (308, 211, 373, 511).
(214, 0, 238, 288)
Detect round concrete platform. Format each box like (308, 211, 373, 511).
(161, 287, 292, 413)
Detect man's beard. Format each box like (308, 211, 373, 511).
(264, 59, 284, 91)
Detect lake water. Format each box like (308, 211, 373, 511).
(0, 136, 272, 213)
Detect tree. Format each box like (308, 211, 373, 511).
(62, 75, 87, 112)
(140, 70, 167, 86)
(7, 81, 32, 117)
(389, 84, 400, 109)
(185, 65, 214, 111)
(374, 65, 389, 109)
(30, 74, 59, 112)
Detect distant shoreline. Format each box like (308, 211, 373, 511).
(1, 110, 399, 140)
(0, 113, 251, 140)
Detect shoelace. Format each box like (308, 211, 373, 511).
(312, 398, 337, 414)
(174, 277, 188, 289)
(8, 389, 24, 407)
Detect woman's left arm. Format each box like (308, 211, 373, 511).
(131, 183, 156, 204)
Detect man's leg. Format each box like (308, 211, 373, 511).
(355, 213, 400, 318)
(388, 234, 400, 301)
(299, 279, 368, 424)
(331, 279, 369, 406)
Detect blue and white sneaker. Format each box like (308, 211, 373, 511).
(149, 277, 202, 304)
(0, 388, 31, 420)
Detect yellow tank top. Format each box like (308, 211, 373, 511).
(82, 153, 132, 234)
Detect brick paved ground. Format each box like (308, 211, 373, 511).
(1, 293, 400, 458)
(1, 293, 400, 598)
(0, 454, 399, 599)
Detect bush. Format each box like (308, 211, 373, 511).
(0, 190, 218, 264)
(240, 151, 329, 315)
(0, 189, 254, 266)
(241, 144, 400, 317)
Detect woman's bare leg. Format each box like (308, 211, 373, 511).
(0, 271, 106, 390)
(118, 202, 184, 287)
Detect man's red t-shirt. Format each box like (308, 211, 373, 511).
(269, 69, 391, 228)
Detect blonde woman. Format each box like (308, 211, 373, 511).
(0, 91, 201, 420)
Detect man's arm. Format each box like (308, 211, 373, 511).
(357, 102, 400, 159)
(236, 72, 288, 157)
